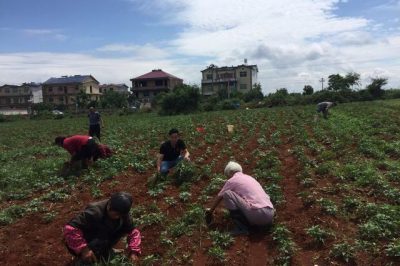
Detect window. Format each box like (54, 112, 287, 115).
(90, 86, 93, 93)
(206, 74, 213, 80)
(59, 96, 64, 102)
(5, 88, 10, 93)
(58, 86, 63, 92)
(99, 88, 102, 93)
(221, 73, 233, 79)
(240, 84, 247, 90)
(139, 81, 147, 87)
(143, 91, 149, 97)
(109, 87, 113, 91)
(75, 86, 79, 91)
(48, 87, 53, 92)
(0, 88, 2, 93)
(155, 80, 163, 86)
(240, 71, 247, 77)
(49, 97, 54, 103)
(24, 88, 29, 93)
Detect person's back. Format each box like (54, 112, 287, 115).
(68, 200, 134, 243)
(219, 172, 273, 209)
(63, 135, 90, 155)
(88, 111, 101, 126)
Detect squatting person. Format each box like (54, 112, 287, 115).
(206, 161, 275, 236)
(157, 128, 190, 175)
(63, 192, 141, 264)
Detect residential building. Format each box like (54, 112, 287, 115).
(130, 69, 183, 102)
(99, 84, 129, 94)
(42, 75, 100, 106)
(201, 63, 258, 96)
(0, 84, 33, 109)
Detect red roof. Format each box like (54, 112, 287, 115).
(131, 69, 182, 81)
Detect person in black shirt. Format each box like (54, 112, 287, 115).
(157, 128, 190, 175)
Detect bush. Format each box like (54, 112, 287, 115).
(159, 84, 200, 115)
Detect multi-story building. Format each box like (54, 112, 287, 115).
(0, 84, 34, 109)
(130, 69, 183, 102)
(201, 63, 258, 96)
(99, 84, 129, 94)
(42, 75, 100, 106)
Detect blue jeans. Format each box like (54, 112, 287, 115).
(160, 156, 183, 174)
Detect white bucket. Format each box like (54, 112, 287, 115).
(227, 125, 234, 133)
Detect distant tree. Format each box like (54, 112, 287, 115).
(327, 74, 350, 91)
(345, 72, 361, 90)
(303, 85, 314, 95)
(160, 84, 200, 115)
(243, 83, 264, 102)
(266, 88, 289, 106)
(75, 90, 90, 108)
(367, 77, 387, 98)
(217, 87, 228, 100)
(100, 90, 128, 108)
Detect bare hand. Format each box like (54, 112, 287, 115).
(81, 247, 97, 263)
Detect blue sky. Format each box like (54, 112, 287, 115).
(0, 0, 399, 92)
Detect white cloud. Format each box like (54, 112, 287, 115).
(22, 28, 68, 41)
(0, 52, 196, 86)
(96, 43, 169, 59)
(1, 0, 399, 92)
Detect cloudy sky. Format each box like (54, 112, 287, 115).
(0, 0, 399, 93)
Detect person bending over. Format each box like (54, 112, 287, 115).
(63, 192, 141, 264)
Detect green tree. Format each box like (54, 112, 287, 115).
(367, 77, 387, 99)
(345, 72, 361, 90)
(303, 85, 314, 95)
(75, 90, 90, 108)
(160, 84, 200, 115)
(100, 90, 128, 108)
(327, 74, 350, 91)
(243, 83, 264, 102)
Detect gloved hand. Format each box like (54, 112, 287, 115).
(205, 208, 213, 225)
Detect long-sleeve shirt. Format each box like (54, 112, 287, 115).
(63, 224, 141, 255)
(64, 200, 141, 255)
(218, 172, 274, 209)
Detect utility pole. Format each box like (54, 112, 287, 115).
(319, 77, 325, 90)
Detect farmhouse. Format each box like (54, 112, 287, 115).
(42, 75, 101, 106)
(201, 63, 258, 97)
(130, 69, 183, 102)
(0, 83, 42, 110)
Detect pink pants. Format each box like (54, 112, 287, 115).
(222, 190, 274, 226)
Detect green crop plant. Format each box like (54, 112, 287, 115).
(208, 230, 234, 248)
(306, 225, 332, 245)
(330, 242, 355, 263)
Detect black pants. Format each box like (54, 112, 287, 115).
(89, 124, 101, 141)
(66, 239, 114, 265)
(71, 139, 98, 163)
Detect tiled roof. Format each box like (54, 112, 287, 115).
(43, 75, 98, 85)
(131, 69, 182, 81)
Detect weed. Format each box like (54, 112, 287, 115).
(330, 242, 355, 263)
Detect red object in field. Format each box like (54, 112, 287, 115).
(196, 127, 205, 133)
(98, 144, 113, 158)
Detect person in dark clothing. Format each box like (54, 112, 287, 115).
(316, 101, 337, 119)
(63, 192, 141, 264)
(157, 128, 190, 175)
(88, 107, 103, 141)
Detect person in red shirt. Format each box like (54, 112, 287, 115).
(55, 135, 98, 168)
